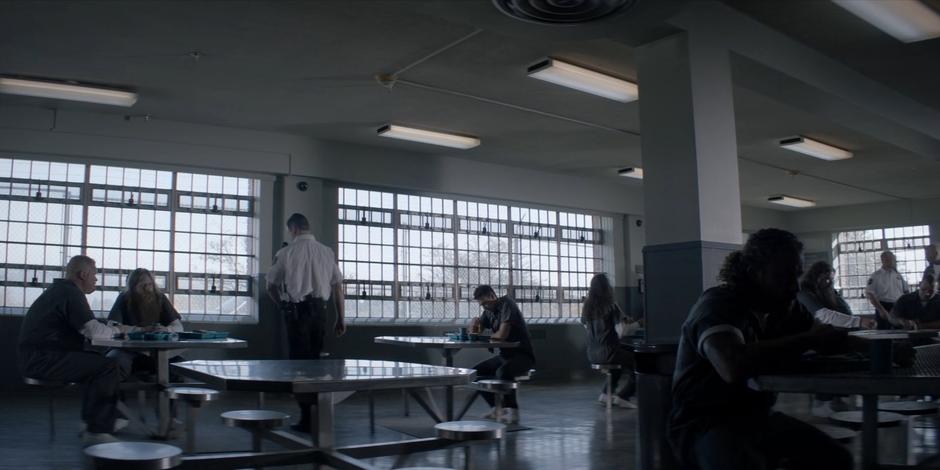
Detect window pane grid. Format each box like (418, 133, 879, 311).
(0, 157, 259, 323)
(338, 186, 612, 323)
(832, 225, 931, 316)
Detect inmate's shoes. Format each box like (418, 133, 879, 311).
(499, 408, 519, 425)
(812, 399, 835, 418)
(597, 393, 610, 405)
(829, 397, 851, 412)
(613, 396, 638, 409)
(82, 431, 119, 446)
(481, 407, 499, 420)
(79, 418, 129, 433)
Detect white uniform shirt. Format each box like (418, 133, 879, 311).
(267, 234, 344, 302)
(865, 267, 909, 303)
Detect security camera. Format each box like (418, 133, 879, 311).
(296, 181, 309, 192)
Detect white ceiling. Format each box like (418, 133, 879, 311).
(1, 0, 938, 211)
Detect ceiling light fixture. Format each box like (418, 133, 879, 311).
(0, 76, 138, 107)
(767, 195, 816, 208)
(832, 0, 940, 43)
(528, 58, 638, 103)
(377, 124, 480, 149)
(617, 167, 643, 179)
(779, 136, 853, 161)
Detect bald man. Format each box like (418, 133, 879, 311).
(18, 255, 134, 444)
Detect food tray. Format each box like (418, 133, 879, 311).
(178, 330, 229, 340)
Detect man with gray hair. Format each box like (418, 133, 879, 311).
(267, 212, 347, 432)
(18, 255, 134, 444)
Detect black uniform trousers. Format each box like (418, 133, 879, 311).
(19, 349, 123, 434)
(284, 297, 328, 426)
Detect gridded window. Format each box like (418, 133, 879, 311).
(0, 157, 260, 323)
(0, 159, 85, 314)
(337, 186, 612, 323)
(338, 188, 395, 321)
(832, 225, 931, 315)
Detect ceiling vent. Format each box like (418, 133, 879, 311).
(492, 0, 637, 25)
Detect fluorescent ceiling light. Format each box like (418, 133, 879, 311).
(779, 136, 853, 161)
(832, 0, 940, 43)
(0, 77, 137, 107)
(768, 195, 816, 208)
(528, 58, 638, 103)
(377, 124, 480, 149)
(617, 167, 644, 179)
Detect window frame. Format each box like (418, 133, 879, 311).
(831, 225, 931, 316)
(336, 184, 614, 325)
(0, 154, 264, 324)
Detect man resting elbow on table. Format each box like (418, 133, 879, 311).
(891, 274, 940, 333)
(468, 285, 535, 425)
(17, 255, 140, 445)
(106, 268, 184, 376)
(668, 229, 914, 470)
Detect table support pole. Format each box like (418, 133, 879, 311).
(317, 392, 335, 449)
(862, 394, 878, 470)
(156, 349, 171, 438)
(444, 350, 456, 420)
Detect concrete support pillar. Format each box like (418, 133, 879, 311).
(636, 31, 743, 343)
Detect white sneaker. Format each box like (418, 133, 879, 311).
(598, 393, 610, 405)
(613, 396, 637, 409)
(499, 408, 519, 424)
(829, 397, 851, 412)
(82, 431, 119, 446)
(481, 407, 499, 419)
(811, 400, 833, 418)
(79, 418, 130, 433)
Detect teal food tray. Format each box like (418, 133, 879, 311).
(126, 331, 178, 341)
(178, 330, 229, 340)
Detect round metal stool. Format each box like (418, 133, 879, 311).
(435, 420, 506, 470)
(167, 387, 219, 453)
(879, 400, 940, 415)
(84, 442, 182, 469)
(830, 410, 906, 428)
(221, 410, 289, 452)
(23, 376, 76, 440)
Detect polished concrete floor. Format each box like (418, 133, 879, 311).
(0, 380, 937, 469)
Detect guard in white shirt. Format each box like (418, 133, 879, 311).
(865, 250, 910, 330)
(266, 213, 347, 431)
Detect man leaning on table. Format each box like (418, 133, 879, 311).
(17, 255, 138, 445)
(267, 212, 347, 432)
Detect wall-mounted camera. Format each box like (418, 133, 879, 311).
(296, 181, 309, 192)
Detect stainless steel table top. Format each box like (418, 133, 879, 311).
(91, 337, 247, 350)
(374, 335, 519, 349)
(754, 344, 940, 395)
(171, 359, 476, 394)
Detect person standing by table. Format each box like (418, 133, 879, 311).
(266, 213, 347, 432)
(18, 255, 134, 445)
(468, 285, 535, 425)
(668, 229, 864, 470)
(580, 273, 637, 408)
(107, 268, 184, 376)
(866, 250, 910, 329)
